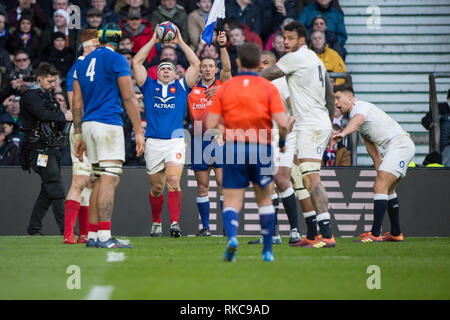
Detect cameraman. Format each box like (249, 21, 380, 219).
(20, 62, 72, 236)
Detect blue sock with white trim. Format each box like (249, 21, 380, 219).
(196, 195, 210, 230)
(223, 207, 239, 241)
(371, 194, 388, 237)
(317, 212, 332, 239)
(259, 205, 275, 253)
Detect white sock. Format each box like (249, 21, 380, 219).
(88, 232, 97, 240)
(98, 230, 111, 242)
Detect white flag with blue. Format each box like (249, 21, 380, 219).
(201, 0, 226, 45)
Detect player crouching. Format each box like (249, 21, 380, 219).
(333, 84, 415, 242)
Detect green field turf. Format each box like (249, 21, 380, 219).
(0, 236, 449, 300)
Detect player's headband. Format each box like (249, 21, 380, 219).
(83, 39, 99, 48)
(158, 62, 176, 72)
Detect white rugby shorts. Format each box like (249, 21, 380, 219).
(295, 126, 332, 160)
(70, 126, 92, 176)
(82, 121, 125, 164)
(380, 135, 415, 178)
(144, 137, 186, 175)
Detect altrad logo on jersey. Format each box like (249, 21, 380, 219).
(154, 96, 175, 109)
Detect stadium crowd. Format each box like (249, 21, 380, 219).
(1, 0, 351, 167)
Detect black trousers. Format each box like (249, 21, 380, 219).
(27, 147, 65, 235)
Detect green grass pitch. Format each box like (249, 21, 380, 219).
(1, 236, 449, 300)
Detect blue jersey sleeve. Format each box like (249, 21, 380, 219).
(66, 65, 76, 92)
(113, 53, 132, 79)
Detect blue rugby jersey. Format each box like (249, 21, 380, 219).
(139, 77, 191, 139)
(74, 46, 131, 126)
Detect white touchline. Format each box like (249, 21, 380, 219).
(85, 285, 114, 300)
(106, 252, 126, 262)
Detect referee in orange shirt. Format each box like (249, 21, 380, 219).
(206, 42, 289, 262)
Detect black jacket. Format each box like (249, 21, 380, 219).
(20, 83, 67, 148)
(0, 138, 20, 166)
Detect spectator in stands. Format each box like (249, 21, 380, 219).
(151, 0, 189, 44)
(121, 10, 156, 64)
(0, 119, 20, 166)
(7, 15, 41, 67)
(310, 15, 345, 60)
(0, 47, 13, 87)
(255, 0, 297, 40)
(117, 0, 153, 24)
(119, 48, 135, 67)
(7, 0, 47, 30)
(421, 89, 450, 167)
(297, 0, 347, 47)
(1, 50, 34, 98)
(40, 9, 79, 61)
(119, 33, 134, 50)
(147, 44, 179, 79)
(310, 30, 345, 85)
(84, 0, 117, 24)
(3, 95, 23, 139)
(322, 123, 350, 166)
(264, 16, 293, 51)
(85, 7, 104, 29)
(222, 17, 262, 49)
(0, 12, 9, 49)
(271, 32, 285, 61)
(187, 0, 211, 52)
(52, 0, 71, 15)
(43, 32, 74, 80)
(225, 0, 261, 35)
(228, 26, 246, 75)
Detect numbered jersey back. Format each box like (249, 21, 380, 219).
(74, 46, 131, 126)
(276, 45, 330, 129)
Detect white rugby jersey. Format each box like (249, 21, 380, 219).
(276, 45, 331, 129)
(272, 76, 291, 115)
(351, 99, 409, 148)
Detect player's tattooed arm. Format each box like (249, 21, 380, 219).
(259, 65, 285, 81)
(72, 80, 84, 134)
(324, 71, 335, 122)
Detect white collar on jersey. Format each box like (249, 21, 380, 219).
(157, 79, 176, 86)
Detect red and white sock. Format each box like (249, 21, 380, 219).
(168, 190, 182, 224)
(78, 206, 89, 237)
(64, 200, 80, 237)
(88, 223, 98, 240)
(149, 193, 164, 223)
(98, 221, 111, 242)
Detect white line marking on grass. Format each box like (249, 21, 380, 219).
(106, 252, 125, 262)
(85, 285, 114, 300)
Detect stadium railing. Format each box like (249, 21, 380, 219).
(428, 72, 450, 153)
(329, 72, 357, 165)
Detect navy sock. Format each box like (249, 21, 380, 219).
(272, 194, 279, 236)
(317, 212, 332, 238)
(281, 188, 298, 231)
(387, 194, 401, 236)
(303, 211, 318, 240)
(371, 194, 388, 237)
(223, 207, 238, 240)
(196, 196, 210, 230)
(259, 206, 275, 253)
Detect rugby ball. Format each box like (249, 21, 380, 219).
(157, 21, 176, 42)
